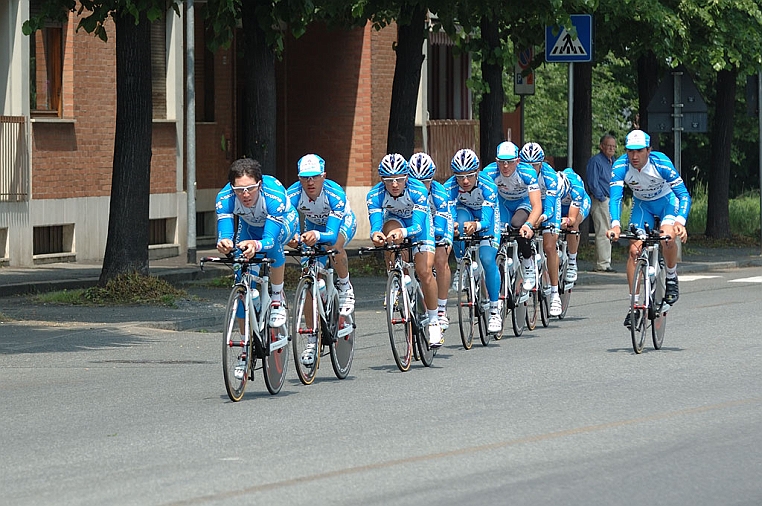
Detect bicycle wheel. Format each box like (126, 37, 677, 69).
(478, 277, 491, 346)
(416, 318, 435, 367)
(493, 252, 509, 340)
(222, 285, 251, 402)
(630, 261, 649, 354)
(457, 258, 476, 350)
(263, 300, 289, 394)
(511, 264, 526, 337)
(292, 278, 320, 385)
(651, 257, 667, 350)
(386, 271, 412, 372)
(329, 291, 355, 379)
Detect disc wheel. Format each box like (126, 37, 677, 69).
(330, 295, 355, 379)
(511, 262, 526, 337)
(263, 299, 289, 394)
(222, 285, 251, 402)
(630, 261, 649, 354)
(291, 278, 320, 385)
(457, 258, 476, 350)
(525, 287, 539, 331)
(386, 271, 412, 372)
(477, 277, 491, 346)
(494, 253, 509, 340)
(651, 258, 667, 350)
(539, 263, 551, 328)
(558, 260, 572, 319)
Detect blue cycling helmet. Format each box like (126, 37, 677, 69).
(378, 153, 409, 177)
(408, 153, 436, 180)
(450, 148, 480, 173)
(520, 142, 545, 163)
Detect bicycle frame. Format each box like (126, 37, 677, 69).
(456, 234, 492, 347)
(497, 227, 530, 337)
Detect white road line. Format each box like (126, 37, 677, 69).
(728, 276, 762, 283)
(679, 275, 721, 282)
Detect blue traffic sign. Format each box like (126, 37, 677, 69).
(545, 14, 593, 63)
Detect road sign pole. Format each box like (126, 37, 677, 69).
(758, 69, 762, 254)
(673, 69, 683, 260)
(568, 63, 574, 166)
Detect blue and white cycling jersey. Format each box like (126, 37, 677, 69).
(366, 177, 434, 250)
(215, 174, 297, 266)
(559, 168, 591, 220)
(610, 150, 691, 227)
(535, 161, 560, 229)
(442, 172, 500, 248)
(428, 180, 454, 245)
(482, 161, 539, 224)
(286, 178, 356, 245)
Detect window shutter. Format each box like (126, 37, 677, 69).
(151, 18, 167, 119)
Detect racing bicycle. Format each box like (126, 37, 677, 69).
(200, 252, 290, 401)
(287, 245, 355, 384)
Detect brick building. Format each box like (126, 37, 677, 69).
(1, 0, 473, 267)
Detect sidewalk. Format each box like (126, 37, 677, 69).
(1, 240, 761, 300)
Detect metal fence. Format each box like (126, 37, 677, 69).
(427, 119, 479, 183)
(0, 116, 30, 202)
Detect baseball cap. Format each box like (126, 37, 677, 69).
(297, 154, 325, 177)
(625, 130, 650, 150)
(496, 141, 519, 160)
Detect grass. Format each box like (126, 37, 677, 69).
(35, 272, 187, 306)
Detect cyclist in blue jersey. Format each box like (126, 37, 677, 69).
(481, 141, 544, 291)
(443, 148, 502, 334)
(556, 168, 591, 283)
(367, 153, 442, 348)
(216, 158, 298, 331)
(408, 152, 454, 334)
(606, 130, 691, 328)
(520, 142, 563, 316)
(286, 154, 357, 315)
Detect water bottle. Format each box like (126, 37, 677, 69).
(318, 279, 327, 303)
(251, 288, 261, 312)
(403, 274, 412, 289)
(535, 253, 542, 270)
(648, 265, 656, 281)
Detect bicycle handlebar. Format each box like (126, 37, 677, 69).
(358, 239, 423, 255)
(199, 251, 274, 270)
(284, 245, 337, 258)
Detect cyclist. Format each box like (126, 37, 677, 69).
(286, 154, 357, 367)
(367, 153, 442, 348)
(408, 153, 454, 334)
(606, 130, 691, 328)
(443, 148, 502, 334)
(215, 158, 298, 333)
(481, 141, 544, 291)
(519, 142, 563, 317)
(556, 168, 591, 283)
(286, 154, 357, 315)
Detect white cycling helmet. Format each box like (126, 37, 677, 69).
(520, 142, 545, 163)
(408, 153, 436, 180)
(556, 171, 570, 197)
(378, 153, 409, 177)
(450, 148, 480, 173)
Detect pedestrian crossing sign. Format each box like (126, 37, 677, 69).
(545, 14, 593, 63)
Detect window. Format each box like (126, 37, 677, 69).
(29, 0, 64, 116)
(151, 17, 167, 119)
(195, 20, 215, 122)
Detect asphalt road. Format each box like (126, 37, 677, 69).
(2, 267, 762, 506)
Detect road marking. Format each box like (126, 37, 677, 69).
(729, 276, 762, 283)
(679, 275, 720, 282)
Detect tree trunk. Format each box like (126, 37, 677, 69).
(572, 61, 592, 240)
(478, 13, 503, 166)
(99, 10, 152, 285)
(705, 68, 736, 239)
(637, 51, 660, 149)
(241, 0, 277, 174)
(386, 4, 426, 158)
